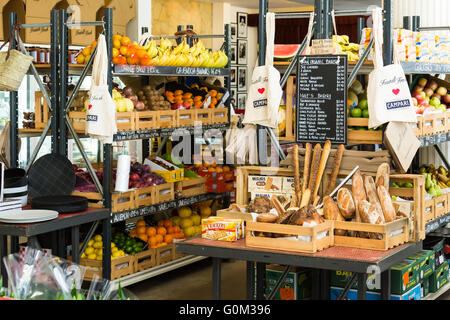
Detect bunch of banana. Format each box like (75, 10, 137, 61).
(144, 39, 159, 58)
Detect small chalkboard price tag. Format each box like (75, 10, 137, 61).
(296, 55, 347, 144)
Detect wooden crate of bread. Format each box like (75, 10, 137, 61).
(156, 243, 176, 265)
(134, 248, 156, 272)
(175, 177, 207, 198)
(79, 255, 134, 281)
(72, 190, 135, 213)
(245, 220, 334, 253)
(135, 111, 157, 130)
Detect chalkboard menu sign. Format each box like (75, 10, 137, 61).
(296, 55, 347, 144)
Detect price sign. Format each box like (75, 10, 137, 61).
(296, 55, 347, 144)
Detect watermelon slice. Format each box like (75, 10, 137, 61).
(274, 44, 301, 61)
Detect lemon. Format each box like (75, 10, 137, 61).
(94, 235, 102, 242)
(95, 248, 102, 255)
(112, 247, 118, 253)
(118, 250, 125, 256)
(81, 252, 87, 259)
(111, 242, 116, 248)
(87, 253, 97, 260)
(112, 251, 121, 258)
(96, 255, 103, 261)
(93, 241, 103, 249)
(88, 240, 94, 247)
(85, 247, 94, 255)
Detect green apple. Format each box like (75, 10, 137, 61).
(359, 99, 368, 110)
(351, 107, 362, 118)
(362, 109, 369, 118)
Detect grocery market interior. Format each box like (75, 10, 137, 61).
(0, 0, 449, 302)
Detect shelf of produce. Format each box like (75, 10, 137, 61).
(422, 281, 450, 300)
(425, 212, 450, 235)
(113, 65, 230, 77)
(113, 255, 208, 288)
(113, 123, 229, 141)
(110, 192, 230, 224)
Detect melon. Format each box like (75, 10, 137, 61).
(274, 44, 301, 61)
(348, 90, 359, 106)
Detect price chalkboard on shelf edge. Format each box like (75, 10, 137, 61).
(295, 54, 348, 145)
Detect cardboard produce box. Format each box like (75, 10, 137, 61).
(23, 0, 59, 44)
(423, 236, 446, 269)
(407, 250, 435, 281)
(247, 175, 283, 193)
(67, 0, 103, 46)
(330, 284, 422, 300)
(429, 261, 449, 293)
(390, 259, 420, 295)
(265, 265, 311, 300)
(421, 278, 429, 298)
(330, 270, 379, 292)
(1, 0, 25, 41)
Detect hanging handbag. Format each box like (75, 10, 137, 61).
(242, 12, 282, 129)
(0, 25, 33, 92)
(86, 34, 117, 143)
(367, 7, 417, 129)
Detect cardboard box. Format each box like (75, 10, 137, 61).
(67, 0, 103, 46)
(421, 278, 429, 298)
(390, 259, 420, 295)
(407, 250, 435, 281)
(329, 284, 422, 300)
(1, 0, 25, 42)
(23, 0, 59, 44)
(423, 237, 446, 269)
(330, 270, 379, 292)
(248, 175, 283, 193)
(429, 261, 449, 293)
(265, 265, 311, 300)
(281, 177, 295, 194)
(250, 192, 292, 202)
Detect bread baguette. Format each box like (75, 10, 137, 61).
(308, 144, 322, 202)
(302, 143, 312, 192)
(299, 188, 311, 209)
(376, 163, 390, 190)
(327, 144, 345, 195)
(293, 144, 301, 206)
(323, 196, 346, 236)
(364, 176, 385, 223)
(352, 169, 366, 223)
(312, 140, 331, 204)
(377, 185, 395, 222)
(271, 195, 286, 217)
(336, 188, 355, 219)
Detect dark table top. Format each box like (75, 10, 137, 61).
(176, 238, 423, 273)
(0, 208, 110, 237)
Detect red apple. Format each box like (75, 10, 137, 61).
(425, 88, 434, 97)
(418, 78, 428, 87)
(428, 80, 438, 91)
(414, 92, 425, 102)
(171, 103, 183, 110)
(412, 97, 418, 106)
(437, 87, 448, 96)
(183, 102, 191, 109)
(130, 173, 140, 181)
(413, 85, 424, 93)
(416, 106, 425, 114)
(444, 94, 450, 104)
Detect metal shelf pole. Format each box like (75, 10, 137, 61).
(59, 9, 68, 156)
(9, 12, 18, 168)
(50, 10, 60, 154)
(383, 0, 393, 66)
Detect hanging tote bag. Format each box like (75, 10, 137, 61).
(367, 7, 417, 129)
(242, 12, 282, 129)
(0, 25, 33, 92)
(86, 34, 117, 144)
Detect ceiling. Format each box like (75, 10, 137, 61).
(200, 0, 382, 10)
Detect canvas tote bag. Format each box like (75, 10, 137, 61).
(242, 12, 282, 129)
(367, 7, 417, 129)
(86, 34, 117, 144)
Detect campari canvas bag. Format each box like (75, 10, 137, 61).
(86, 34, 117, 144)
(367, 7, 417, 129)
(242, 13, 282, 129)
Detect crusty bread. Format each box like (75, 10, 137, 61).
(377, 185, 395, 222)
(323, 196, 346, 236)
(256, 213, 278, 223)
(358, 200, 384, 225)
(364, 176, 385, 223)
(337, 188, 355, 219)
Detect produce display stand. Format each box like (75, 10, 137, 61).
(176, 238, 422, 300)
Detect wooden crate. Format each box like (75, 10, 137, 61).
(446, 112, 450, 133)
(279, 75, 296, 141)
(72, 191, 135, 213)
(135, 111, 157, 130)
(134, 248, 156, 272)
(411, 116, 423, 137)
(216, 207, 254, 222)
(434, 194, 448, 218)
(422, 114, 435, 136)
(156, 243, 176, 265)
(116, 112, 135, 131)
(210, 108, 229, 124)
(154, 183, 175, 204)
(34, 91, 50, 129)
(79, 255, 134, 281)
(157, 110, 177, 128)
(68, 111, 86, 133)
(333, 218, 409, 251)
(175, 177, 207, 198)
(433, 113, 447, 134)
(177, 109, 195, 127)
(134, 186, 156, 208)
(423, 199, 435, 223)
(245, 220, 334, 254)
(195, 109, 212, 125)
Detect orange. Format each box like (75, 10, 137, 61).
(215, 167, 223, 173)
(173, 226, 181, 233)
(119, 46, 128, 56)
(183, 92, 193, 99)
(117, 55, 127, 65)
(127, 54, 140, 65)
(146, 227, 157, 237)
(113, 34, 122, 43)
(91, 41, 98, 49)
(157, 220, 165, 227)
(174, 90, 183, 96)
(112, 48, 119, 58)
(148, 236, 157, 247)
(137, 226, 146, 235)
(121, 36, 131, 46)
(138, 234, 148, 242)
(208, 167, 216, 173)
(163, 220, 172, 229)
(167, 226, 175, 234)
(136, 49, 147, 59)
(113, 39, 121, 49)
(164, 234, 173, 244)
(136, 220, 146, 228)
(76, 54, 85, 64)
(223, 166, 230, 172)
(209, 90, 217, 97)
(140, 56, 152, 66)
(155, 234, 163, 243)
(193, 96, 202, 102)
(157, 227, 167, 236)
(129, 228, 137, 237)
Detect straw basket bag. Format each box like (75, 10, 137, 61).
(0, 25, 33, 91)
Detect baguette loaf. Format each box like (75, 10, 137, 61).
(308, 144, 322, 203)
(293, 144, 301, 206)
(376, 163, 390, 190)
(377, 185, 395, 222)
(364, 176, 385, 223)
(352, 169, 366, 223)
(327, 144, 345, 195)
(302, 143, 312, 192)
(312, 140, 331, 203)
(336, 188, 355, 219)
(323, 196, 346, 236)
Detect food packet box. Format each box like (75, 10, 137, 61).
(250, 192, 293, 202)
(281, 177, 295, 194)
(407, 250, 435, 280)
(429, 261, 449, 293)
(201, 217, 244, 242)
(421, 277, 430, 298)
(330, 270, 380, 292)
(248, 175, 283, 193)
(391, 259, 420, 295)
(330, 284, 422, 300)
(265, 265, 312, 300)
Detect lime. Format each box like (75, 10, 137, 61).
(405, 182, 414, 188)
(351, 107, 362, 118)
(362, 109, 369, 118)
(126, 246, 133, 253)
(392, 182, 399, 188)
(359, 99, 368, 110)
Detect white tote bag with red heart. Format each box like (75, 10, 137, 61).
(242, 12, 282, 129)
(367, 7, 417, 129)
